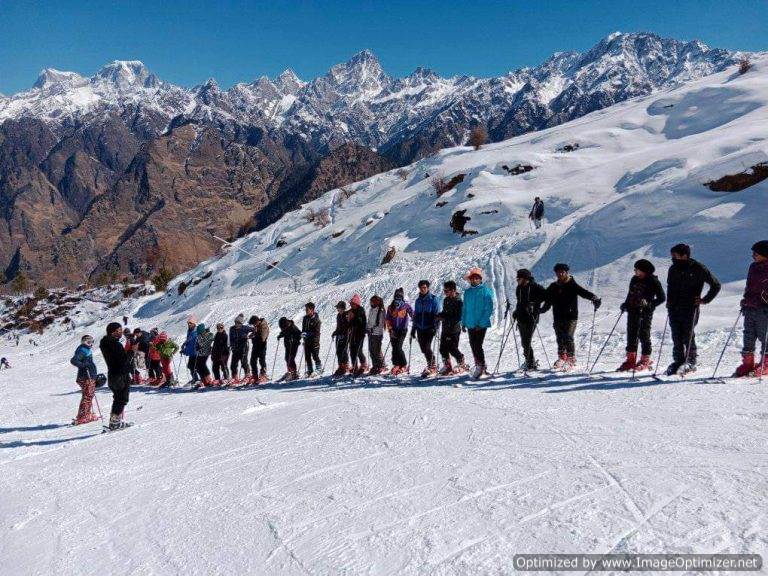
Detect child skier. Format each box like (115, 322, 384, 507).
(461, 268, 495, 378)
(69, 335, 100, 425)
(277, 317, 302, 381)
(331, 301, 350, 376)
(617, 259, 666, 371)
(211, 323, 230, 384)
(437, 281, 467, 375)
(248, 316, 270, 383)
(367, 295, 387, 375)
(301, 303, 323, 377)
(153, 332, 179, 387)
(348, 294, 368, 376)
(733, 241, 768, 377)
(386, 288, 413, 375)
(413, 280, 440, 377)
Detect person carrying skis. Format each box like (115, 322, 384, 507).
(733, 241, 768, 377)
(437, 280, 467, 375)
(229, 314, 252, 383)
(99, 322, 133, 430)
(665, 244, 721, 376)
(153, 332, 178, 386)
(181, 317, 199, 385)
(301, 303, 323, 377)
(617, 259, 666, 371)
(541, 263, 601, 371)
(194, 324, 215, 387)
(348, 294, 368, 376)
(367, 295, 387, 375)
(147, 328, 163, 385)
(277, 317, 301, 381)
(248, 316, 270, 383)
(413, 280, 440, 377)
(332, 301, 351, 376)
(211, 323, 230, 384)
(461, 267, 495, 378)
(513, 269, 547, 370)
(386, 288, 414, 375)
(529, 197, 545, 229)
(70, 334, 99, 425)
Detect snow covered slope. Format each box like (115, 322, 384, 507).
(3, 58, 768, 575)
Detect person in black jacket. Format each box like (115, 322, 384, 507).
(229, 314, 253, 382)
(99, 322, 133, 430)
(512, 269, 548, 370)
(211, 323, 230, 383)
(529, 197, 545, 229)
(541, 263, 601, 370)
(617, 259, 666, 371)
(331, 301, 350, 376)
(348, 294, 368, 376)
(301, 302, 323, 376)
(437, 281, 466, 374)
(248, 316, 270, 383)
(665, 243, 721, 375)
(277, 317, 302, 381)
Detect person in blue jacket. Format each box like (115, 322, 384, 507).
(412, 280, 440, 376)
(70, 334, 99, 425)
(181, 316, 199, 385)
(461, 267, 495, 378)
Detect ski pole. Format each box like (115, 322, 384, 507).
(711, 310, 742, 380)
(492, 317, 516, 375)
(93, 387, 104, 426)
(510, 320, 522, 371)
(322, 337, 334, 372)
(536, 323, 551, 369)
(407, 332, 413, 373)
(585, 307, 598, 373)
(759, 318, 768, 384)
(652, 315, 669, 378)
(681, 307, 700, 371)
(297, 341, 304, 377)
(588, 311, 624, 375)
(270, 340, 279, 381)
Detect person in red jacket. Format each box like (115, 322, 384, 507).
(147, 328, 163, 385)
(734, 241, 768, 377)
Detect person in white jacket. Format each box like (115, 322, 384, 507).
(367, 295, 387, 375)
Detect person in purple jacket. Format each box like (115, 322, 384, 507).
(386, 287, 413, 375)
(734, 241, 768, 377)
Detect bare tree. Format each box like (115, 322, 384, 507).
(468, 126, 488, 150)
(739, 57, 752, 75)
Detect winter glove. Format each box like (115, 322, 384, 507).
(592, 298, 602, 310)
(619, 302, 628, 313)
(511, 310, 519, 321)
(301, 332, 307, 338)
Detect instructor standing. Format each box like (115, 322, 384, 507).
(99, 322, 133, 430)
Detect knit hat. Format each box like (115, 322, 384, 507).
(157, 332, 168, 342)
(336, 300, 347, 310)
(553, 263, 570, 273)
(107, 322, 122, 335)
(234, 313, 245, 325)
(248, 315, 258, 325)
(278, 317, 289, 330)
(752, 240, 768, 258)
(516, 269, 533, 280)
(196, 323, 206, 334)
(394, 287, 405, 300)
(187, 315, 197, 324)
(634, 259, 655, 274)
(350, 294, 362, 306)
(464, 267, 484, 280)
(670, 243, 691, 257)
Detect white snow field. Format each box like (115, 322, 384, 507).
(3, 58, 768, 575)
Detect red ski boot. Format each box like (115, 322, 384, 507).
(634, 354, 653, 371)
(733, 353, 755, 377)
(754, 355, 768, 378)
(617, 352, 637, 372)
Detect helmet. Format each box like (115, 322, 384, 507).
(95, 373, 107, 388)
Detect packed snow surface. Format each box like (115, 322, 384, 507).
(3, 58, 768, 575)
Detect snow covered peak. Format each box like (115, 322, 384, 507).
(32, 68, 87, 90)
(94, 60, 159, 89)
(274, 69, 305, 94)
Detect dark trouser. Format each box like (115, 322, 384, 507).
(468, 328, 487, 365)
(743, 307, 768, 356)
(553, 319, 577, 356)
(108, 372, 131, 416)
(284, 340, 299, 371)
(517, 319, 537, 364)
(186, 355, 198, 382)
(416, 328, 436, 365)
(391, 331, 407, 367)
(251, 342, 267, 374)
(304, 338, 321, 372)
(148, 359, 162, 379)
(196, 355, 210, 379)
(669, 307, 698, 364)
(212, 353, 230, 381)
(368, 334, 385, 369)
(230, 348, 250, 378)
(626, 309, 653, 355)
(349, 335, 366, 368)
(439, 331, 464, 364)
(336, 335, 349, 365)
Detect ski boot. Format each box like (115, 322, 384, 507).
(333, 363, 349, 377)
(390, 366, 401, 376)
(665, 362, 682, 376)
(257, 369, 269, 384)
(368, 365, 381, 376)
(438, 359, 453, 376)
(733, 353, 755, 377)
(352, 363, 368, 377)
(107, 413, 133, 431)
(421, 361, 438, 378)
(563, 356, 577, 372)
(634, 355, 653, 371)
(520, 359, 539, 371)
(677, 362, 697, 376)
(73, 413, 100, 426)
(315, 362, 323, 375)
(304, 370, 314, 379)
(471, 364, 489, 380)
(553, 353, 567, 370)
(616, 352, 637, 372)
(285, 369, 299, 382)
(453, 361, 469, 375)
(753, 355, 768, 377)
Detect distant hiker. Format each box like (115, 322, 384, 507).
(301, 303, 323, 377)
(194, 323, 215, 387)
(348, 294, 368, 376)
(229, 314, 252, 383)
(386, 287, 414, 375)
(147, 328, 163, 385)
(437, 280, 467, 375)
(122, 316, 129, 326)
(461, 267, 495, 379)
(277, 317, 301, 381)
(0, 357, 9, 369)
(529, 197, 545, 229)
(412, 280, 440, 377)
(450, 210, 471, 235)
(69, 335, 99, 425)
(153, 332, 178, 387)
(99, 322, 133, 430)
(332, 301, 351, 376)
(211, 323, 230, 383)
(617, 259, 666, 372)
(665, 243, 721, 376)
(733, 241, 768, 377)
(367, 295, 387, 375)
(181, 317, 199, 385)
(513, 269, 547, 370)
(248, 316, 270, 383)
(541, 263, 601, 371)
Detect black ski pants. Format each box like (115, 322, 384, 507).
(186, 355, 198, 382)
(284, 340, 299, 371)
(212, 353, 230, 381)
(368, 334, 385, 369)
(467, 328, 487, 366)
(250, 342, 267, 374)
(669, 307, 698, 364)
(517, 319, 537, 364)
(553, 319, 577, 357)
(626, 309, 653, 355)
(390, 331, 407, 368)
(108, 372, 130, 416)
(439, 330, 464, 364)
(195, 355, 210, 379)
(335, 335, 349, 366)
(416, 328, 436, 365)
(349, 335, 366, 368)
(304, 337, 321, 372)
(230, 347, 250, 378)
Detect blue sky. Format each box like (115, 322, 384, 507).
(0, 0, 766, 95)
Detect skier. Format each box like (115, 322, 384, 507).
(211, 323, 230, 384)
(367, 295, 387, 375)
(301, 303, 323, 377)
(153, 332, 178, 387)
(277, 317, 301, 381)
(69, 335, 99, 425)
(529, 197, 545, 229)
(733, 240, 768, 377)
(181, 317, 199, 385)
(461, 267, 495, 378)
(512, 269, 548, 370)
(194, 323, 215, 387)
(331, 301, 351, 376)
(437, 280, 467, 375)
(131, 328, 150, 384)
(617, 259, 666, 371)
(665, 244, 721, 376)
(348, 294, 368, 376)
(248, 316, 270, 383)
(229, 314, 252, 383)
(99, 322, 133, 430)
(541, 263, 601, 371)
(413, 280, 440, 377)
(147, 328, 163, 385)
(386, 288, 413, 375)
(0, 357, 9, 369)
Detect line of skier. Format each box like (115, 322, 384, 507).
(72, 240, 767, 430)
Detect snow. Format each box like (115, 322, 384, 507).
(3, 58, 768, 574)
